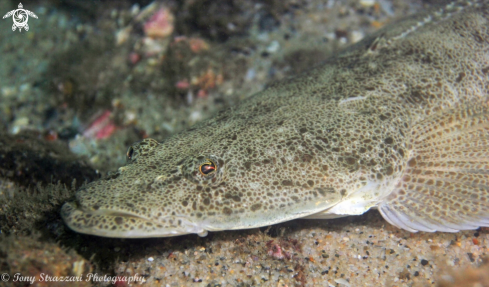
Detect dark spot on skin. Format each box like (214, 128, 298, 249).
(299, 128, 307, 134)
(407, 158, 417, 167)
(225, 193, 241, 202)
(302, 154, 313, 163)
(192, 201, 197, 210)
(345, 157, 356, 165)
(366, 159, 377, 166)
(127, 203, 135, 208)
(196, 212, 203, 218)
(244, 162, 252, 170)
(340, 189, 347, 196)
(398, 148, 405, 157)
(115, 217, 123, 225)
(251, 203, 262, 211)
(223, 207, 232, 215)
(316, 136, 329, 144)
(384, 137, 394, 144)
(316, 187, 335, 196)
(386, 166, 394, 176)
(282, 180, 293, 186)
(472, 31, 484, 43)
(232, 134, 237, 140)
(182, 200, 188, 206)
(291, 196, 300, 203)
(307, 180, 314, 187)
(93, 205, 100, 210)
(203, 198, 210, 205)
(455, 72, 465, 83)
(314, 144, 324, 151)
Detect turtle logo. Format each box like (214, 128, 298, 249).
(2, 3, 38, 32)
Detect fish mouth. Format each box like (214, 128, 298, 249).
(61, 200, 208, 238)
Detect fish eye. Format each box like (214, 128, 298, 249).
(126, 146, 135, 160)
(125, 138, 160, 163)
(199, 159, 216, 175)
(184, 155, 221, 184)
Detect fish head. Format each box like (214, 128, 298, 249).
(62, 96, 406, 237)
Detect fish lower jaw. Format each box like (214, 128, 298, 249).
(61, 201, 207, 238)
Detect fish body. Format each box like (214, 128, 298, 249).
(62, 0, 489, 237)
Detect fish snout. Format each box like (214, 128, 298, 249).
(61, 200, 208, 238)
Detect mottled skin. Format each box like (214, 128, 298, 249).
(62, 0, 489, 237)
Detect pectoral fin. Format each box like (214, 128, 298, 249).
(379, 105, 489, 232)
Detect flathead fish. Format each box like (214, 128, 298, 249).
(62, 0, 489, 237)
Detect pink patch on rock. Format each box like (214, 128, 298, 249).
(266, 240, 289, 260)
(265, 239, 295, 260)
(95, 122, 117, 139)
(175, 79, 190, 89)
(83, 110, 118, 140)
(144, 7, 174, 39)
(129, 52, 141, 65)
(188, 38, 209, 53)
(268, 243, 285, 259)
(113, 279, 128, 287)
(197, 89, 208, 98)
